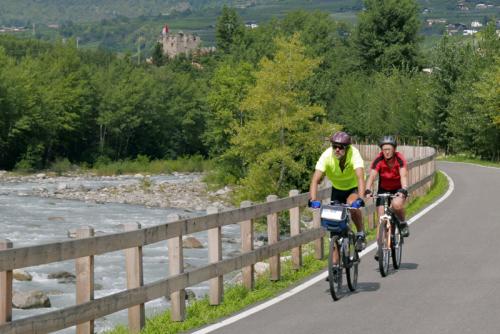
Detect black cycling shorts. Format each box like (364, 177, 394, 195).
(331, 185, 358, 204)
(376, 187, 398, 207)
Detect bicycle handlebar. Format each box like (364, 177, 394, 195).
(309, 200, 361, 210)
(370, 193, 398, 199)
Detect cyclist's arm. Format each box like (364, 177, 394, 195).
(309, 170, 324, 201)
(355, 167, 366, 199)
(400, 166, 408, 190)
(365, 169, 378, 194)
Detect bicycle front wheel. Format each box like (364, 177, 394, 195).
(392, 223, 403, 269)
(378, 220, 391, 277)
(345, 233, 359, 291)
(328, 235, 343, 301)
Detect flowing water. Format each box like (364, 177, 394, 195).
(0, 174, 241, 333)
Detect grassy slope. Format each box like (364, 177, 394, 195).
(106, 170, 450, 334)
(3, 0, 498, 53)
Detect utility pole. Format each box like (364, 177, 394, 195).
(137, 36, 145, 65)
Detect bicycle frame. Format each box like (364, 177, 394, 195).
(379, 195, 394, 248)
(374, 192, 403, 276)
(320, 202, 360, 300)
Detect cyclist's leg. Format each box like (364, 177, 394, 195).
(391, 193, 409, 237)
(391, 195, 406, 221)
(346, 192, 363, 233)
(346, 191, 366, 251)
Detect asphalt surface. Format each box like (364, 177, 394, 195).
(192, 162, 500, 334)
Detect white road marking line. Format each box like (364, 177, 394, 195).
(191, 171, 455, 334)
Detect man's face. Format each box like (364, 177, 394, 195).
(381, 144, 395, 160)
(332, 143, 347, 159)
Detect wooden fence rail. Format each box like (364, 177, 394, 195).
(0, 145, 436, 334)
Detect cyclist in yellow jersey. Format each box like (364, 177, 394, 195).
(309, 131, 367, 251)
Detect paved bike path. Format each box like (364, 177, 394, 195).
(191, 162, 500, 334)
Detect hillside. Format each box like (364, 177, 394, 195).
(3, 0, 498, 25)
(0, 0, 264, 25)
(1, 0, 498, 54)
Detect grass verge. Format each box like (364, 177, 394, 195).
(437, 154, 500, 168)
(106, 171, 449, 334)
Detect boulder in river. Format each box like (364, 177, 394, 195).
(182, 236, 204, 249)
(13, 291, 51, 309)
(47, 271, 76, 279)
(13, 269, 32, 281)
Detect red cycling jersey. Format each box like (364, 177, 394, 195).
(370, 152, 407, 191)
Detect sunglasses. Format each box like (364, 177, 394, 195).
(332, 144, 347, 150)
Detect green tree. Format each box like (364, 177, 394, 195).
(226, 33, 332, 201)
(355, 0, 421, 72)
(215, 6, 245, 54)
(204, 61, 254, 157)
(333, 69, 431, 140)
(422, 36, 477, 151)
(151, 42, 164, 66)
(96, 59, 156, 159)
(446, 25, 500, 160)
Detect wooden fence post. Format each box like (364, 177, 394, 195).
(289, 190, 302, 270)
(207, 206, 222, 305)
(240, 201, 254, 290)
(267, 195, 280, 281)
(313, 207, 324, 260)
(75, 226, 94, 334)
(167, 214, 185, 321)
(123, 223, 145, 333)
(0, 239, 13, 325)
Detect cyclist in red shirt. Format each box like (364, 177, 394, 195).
(365, 136, 410, 239)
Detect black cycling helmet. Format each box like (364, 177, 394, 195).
(379, 135, 397, 148)
(330, 131, 351, 145)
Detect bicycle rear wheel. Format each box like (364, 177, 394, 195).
(378, 220, 391, 277)
(391, 223, 403, 269)
(328, 235, 343, 301)
(345, 233, 359, 291)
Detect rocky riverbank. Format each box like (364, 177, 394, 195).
(0, 171, 234, 212)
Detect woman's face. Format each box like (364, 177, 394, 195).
(381, 144, 395, 160)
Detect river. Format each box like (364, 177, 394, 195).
(0, 173, 241, 333)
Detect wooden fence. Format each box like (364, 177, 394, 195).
(0, 145, 436, 334)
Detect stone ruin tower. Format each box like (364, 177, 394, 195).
(159, 24, 201, 58)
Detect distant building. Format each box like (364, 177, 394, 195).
(245, 21, 259, 29)
(463, 29, 478, 36)
(158, 24, 214, 59)
(426, 18, 447, 26)
(0, 26, 26, 33)
(158, 24, 200, 58)
(447, 23, 467, 35)
(457, 2, 469, 11)
(475, 4, 488, 9)
(471, 21, 483, 28)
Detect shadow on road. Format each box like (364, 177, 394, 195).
(323, 281, 380, 297)
(398, 262, 418, 270)
(353, 281, 381, 292)
(372, 262, 419, 276)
